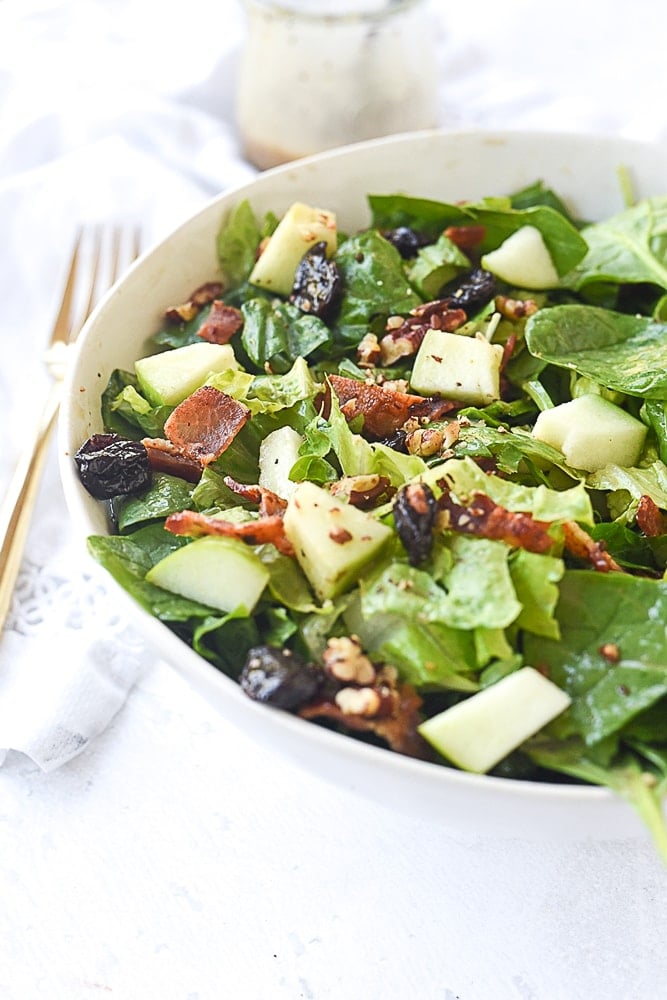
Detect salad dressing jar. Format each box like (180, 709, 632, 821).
(236, 0, 440, 170)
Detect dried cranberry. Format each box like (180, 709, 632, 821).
(383, 226, 429, 259)
(393, 483, 438, 566)
(74, 433, 151, 500)
(290, 241, 342, 320)
(445, 267, 497, 313)
(240, 645, 323, 710)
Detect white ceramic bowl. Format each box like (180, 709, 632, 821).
(59, 128, 667, 842)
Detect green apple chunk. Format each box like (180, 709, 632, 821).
(418, 666, 572, 773)
(249, 201, 337, 296)
(410, 329, 504, 405)
(135, 342, 238, 407)
(481, 225, 560, 289)
(146, 536, 269, 613)
(532, 393, 647, 472)
(258, 425, 304, 500)
(283, 481, 392, 601)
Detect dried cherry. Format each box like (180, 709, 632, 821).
(393, 482, 438, 566)
(240, 645, 323, 710)
(445, 267, 497, 313)
(74, 433, 151, 500)
(290, 241, 342, 320)
(383, 226, 430, 259)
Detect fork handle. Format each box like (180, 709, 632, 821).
(0, 383, 62, 630)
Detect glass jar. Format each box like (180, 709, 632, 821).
(236, 0, 440, 170)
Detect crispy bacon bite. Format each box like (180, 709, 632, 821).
(439, 488, 554, 554)
(636, 494, 666, 538)
(222, 475, 288, 517)
(141, 437, 203, 483)
(165, 508, 294, 556)
(444, 224, 486, 252)
(439, 485, 624, 571)
(327, 374, 455, 440)
(165, 474, 293, 555)
(197, 300, 243, 345)
(561, 520, 623, 573)
(164, 386, 250, 466)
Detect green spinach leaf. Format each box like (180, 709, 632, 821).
(525, 304, 667, 398)
(568, 196, 667, 292)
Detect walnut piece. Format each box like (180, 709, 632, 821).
(322, 635, 375, 685)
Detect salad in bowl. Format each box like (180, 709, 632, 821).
(60, 130, 667, 854)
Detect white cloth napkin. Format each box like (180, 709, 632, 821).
(1, 0, 665, 771)
(0, 0, 255, 770)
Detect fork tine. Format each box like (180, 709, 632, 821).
(78, 226, 104, 339)
(131, 225, 142, 263)
(49, 227, 85, 347)
(73, 224, 141, 344)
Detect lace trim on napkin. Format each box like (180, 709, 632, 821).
(0, 550, 151, 771)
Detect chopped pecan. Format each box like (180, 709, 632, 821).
(379, 299, 467, 366)
(495, 294, 539, 321)
(356, 332, 381, 368)
(404, 426, 445, 457)
(335, 686, 382, 717)
(328, 474, 395, 510)
(323, 635, 375, 685)
(379, 378, 411, 394)
(165, 281, 224, 325)
(299, 672, 432, 759)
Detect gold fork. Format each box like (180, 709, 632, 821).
(0, 224, 141, 630)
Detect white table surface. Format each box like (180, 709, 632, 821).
(1, 3, 666, 998)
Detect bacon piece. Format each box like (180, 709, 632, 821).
(165, 281, 224, 324)
(500, 332, 518, 373)
(327, 374, 453, 439)
(407, 396, 457, 424)
(444, 224, 486, 251)
(141, 437, 202, 483)
(439, 489, 554, 554)
(299, 678, 432, 760)
(165, 509, 294, 556)
(197, 300, 243, 345)
(164, 386, 250, 466)
(636, 494, 666, 537)
(223, 476, 287, 517)
(561, 520, 623, 572)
